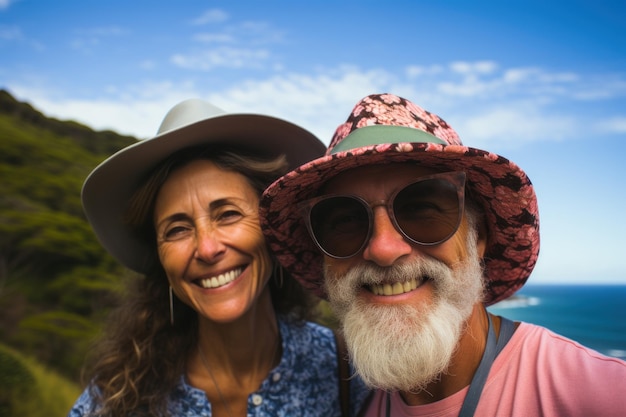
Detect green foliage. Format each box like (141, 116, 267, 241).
(0, 209, 105, 278)
(0, 343, 81, 417)
(0, 344, 35, 417)
(0, 89, 136, 382)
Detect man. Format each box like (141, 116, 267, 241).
(260, 93, 626, 416)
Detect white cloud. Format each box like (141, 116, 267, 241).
(7, 61, 626, 148)
(193, 33, 236, 44)
(451, 105, 576, 150)
(6, 66, 389, 142)
(571, 75, 626, 101)
(173, 18, 286, 71)
(198, 67, 394, 142)
(1, 20, 49, 54)
(450, 60, 498, 75)
(7, 81, 202, 139)
(69, 26, 129, 54)
(0, 24, 43, 50)
(435, 65, 581, 100)
(170, 46, 270, 70)
(236, 21, 285, 44)
(405, 64, 444, 78)
(191, 9, 229, 25)
(598, 117, 626, 133)
(191, 21, 285, 47)
(160, 13, 289, 77)
(0, 0, 15, 10)
(502, 67, 539, 83)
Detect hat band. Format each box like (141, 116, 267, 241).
(330, 125, 446, 155)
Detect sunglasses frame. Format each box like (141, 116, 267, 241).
(300, 171, 467, 259)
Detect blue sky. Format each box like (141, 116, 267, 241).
(2, 0, 625, 284)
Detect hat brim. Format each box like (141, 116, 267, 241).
(82, 113, 325, 273)
(260, 141, 540, 305)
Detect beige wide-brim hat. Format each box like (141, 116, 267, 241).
(82, 98, 325, 273)
(260, 93, 540, 306)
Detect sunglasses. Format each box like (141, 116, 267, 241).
(300, 171, 466, 259)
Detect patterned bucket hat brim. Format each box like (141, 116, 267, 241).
(82, 98, 325, 274)
(260, 93, 539, 305)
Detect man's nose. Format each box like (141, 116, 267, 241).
(362, 207, 412, 266)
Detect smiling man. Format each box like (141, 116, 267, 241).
(260, 93, 626, 416)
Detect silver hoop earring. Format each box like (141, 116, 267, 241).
(169, 286, 175, 325)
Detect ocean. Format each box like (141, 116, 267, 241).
(487, 284, 626, 360)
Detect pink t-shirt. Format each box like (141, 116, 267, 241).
(363, 322, 626, 416)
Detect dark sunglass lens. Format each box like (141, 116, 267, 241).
(310, 196, 370, 257)
(393, 178, 461, 244)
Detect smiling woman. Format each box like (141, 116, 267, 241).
(67, 99, 371, 417)
(139, 153, 285, 325)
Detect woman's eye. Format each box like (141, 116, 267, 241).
(163, 226, 189, 240)
(217, 209, 243, 224)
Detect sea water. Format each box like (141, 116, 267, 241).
(487, 284, 626, 360)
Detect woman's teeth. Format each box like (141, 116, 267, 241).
(370, 279, 419, 296)
(199, 268, 243, 289)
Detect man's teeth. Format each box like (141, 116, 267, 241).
(200, 268, 243, 289)
(370, 279, 419, 296)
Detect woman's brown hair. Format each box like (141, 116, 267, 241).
(82, 146, 318, 416)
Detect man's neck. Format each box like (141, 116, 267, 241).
(399, 304, 496, 406)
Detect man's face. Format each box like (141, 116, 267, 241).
(319, 163, 487, 392)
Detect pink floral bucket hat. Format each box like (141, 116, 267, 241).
(260, 93, 540, 305)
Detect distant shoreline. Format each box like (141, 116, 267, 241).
(491, 294, 540, 309)
(487, 284, 626, 360)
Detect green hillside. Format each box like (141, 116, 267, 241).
(0, 343, 81, 417)
(0, 89, 138, 384)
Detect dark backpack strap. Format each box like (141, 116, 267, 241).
(458, 314, 518, 417)
(334, 329, 351, 417)
(495, 316, 516, 356)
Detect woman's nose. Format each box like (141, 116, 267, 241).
(193, 226, 226, 263)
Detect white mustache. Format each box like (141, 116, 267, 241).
(325, 255, 453, 290)
(322, 227, 486, 392)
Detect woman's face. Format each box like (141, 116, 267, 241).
(153, 159, 273, 323)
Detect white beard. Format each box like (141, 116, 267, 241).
(324, 230, 485, 393)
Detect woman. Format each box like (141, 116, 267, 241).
(68, 99, 370, 417)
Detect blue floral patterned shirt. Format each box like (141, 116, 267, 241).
(68, 318, 371, 416)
